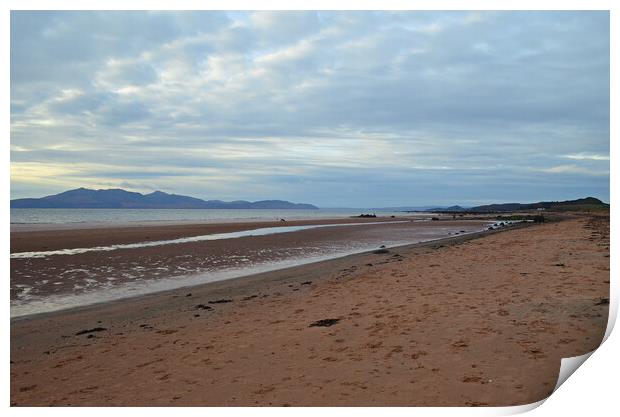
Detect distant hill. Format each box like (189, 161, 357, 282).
(425, 205, 468, 212)
(10, 188, 319, 210)
(427, 197, 608, 213)
(388, 205, 467, 211)
(325, 206, 452, 212)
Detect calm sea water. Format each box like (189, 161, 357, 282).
(11, 208, 417, 226)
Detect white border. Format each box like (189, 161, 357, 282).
(1, 0, 617, 11)
(3, 1, 616, 416)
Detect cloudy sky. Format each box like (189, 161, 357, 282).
(10, 11, 609, 207)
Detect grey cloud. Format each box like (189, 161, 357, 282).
(95, 100, 152, 126)
(47, 92, 111, 115)
(10, 11, 609, 206)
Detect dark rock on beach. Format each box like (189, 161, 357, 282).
(75, 327, 107, 336)
(309, 318, 340, 327)
(242, 295, 258, 301)
(208, 299, 233, 304)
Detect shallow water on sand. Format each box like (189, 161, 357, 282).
(11, 221, 410, 259)
(11, 220, 500, 318)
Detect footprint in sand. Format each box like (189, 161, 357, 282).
(462, 376, 488, 384)
(465, 401, 490, 406)
(253, 386, 276, 395)
(525, 348, 546, 359)
(411, 350, 427, 360)
(451, 340, 469, 349)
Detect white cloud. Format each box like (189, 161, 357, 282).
(537, 165, 609, 176)
(562, 153, 610, 161)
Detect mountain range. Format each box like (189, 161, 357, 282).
(10, 188, 319, 210)
(426, 197, 608, 213)
(10, 189, 608, 212)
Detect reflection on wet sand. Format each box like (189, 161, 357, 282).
(11, 219, 496, 317)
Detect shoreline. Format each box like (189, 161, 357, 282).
(10, 211, 434, 233)
(11, 217, 493, 317)
(10, 223, 507, 322)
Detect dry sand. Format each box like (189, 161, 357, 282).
(10, 214, 609, 406)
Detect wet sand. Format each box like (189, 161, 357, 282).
(11, 217, 489, 314)
(11, 216, 420, 252)
(10, 214, 609, 406)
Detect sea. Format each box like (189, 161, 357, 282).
(10, 208, 414, 228)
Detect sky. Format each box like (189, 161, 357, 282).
(10, 11, 610, 207)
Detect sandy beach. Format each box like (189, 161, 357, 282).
(10, 213, 609, 406)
